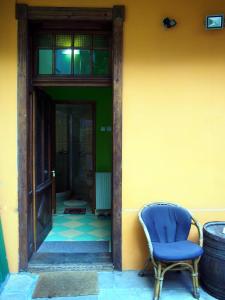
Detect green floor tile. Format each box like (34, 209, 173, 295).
(45, 198, 112, 242)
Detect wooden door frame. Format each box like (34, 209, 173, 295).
(16, 4, 124, 271)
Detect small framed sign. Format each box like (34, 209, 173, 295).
(206, 15, 224, 30)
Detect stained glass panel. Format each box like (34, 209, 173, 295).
(35, 34, 53, 48)
(93, 35, 109, 48)
(38, 49, 53, 75)
(93, 50, 110, 76)
(55, 49, 72, 75)
(56, 35, 72, 48)
(74, 35, 91, 48)
(74, 50, 91, 75)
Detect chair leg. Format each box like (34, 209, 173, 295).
(192, 259, 200, 299)
(153, 263, 163, 300)
(138, 258, 150, 277)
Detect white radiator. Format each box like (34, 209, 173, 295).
(96, 172, 112, 210)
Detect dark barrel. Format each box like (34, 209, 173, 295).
(200, 221, 225, 300)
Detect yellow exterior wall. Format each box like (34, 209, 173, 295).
(1, 0, 225, 271)
(0, 0, 18, 272)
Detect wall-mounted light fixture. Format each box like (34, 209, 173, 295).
(163, 17, 177, 28)
(205, 15, 224, 30)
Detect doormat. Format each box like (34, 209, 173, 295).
(64, 208, 86, 214)
(32, 271, 98, 298)
(64, 200, 87, 207)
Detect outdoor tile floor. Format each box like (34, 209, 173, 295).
(0, 271, 216, 300)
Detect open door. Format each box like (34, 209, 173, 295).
(32, 89, 55, 251)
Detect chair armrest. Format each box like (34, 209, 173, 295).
(191, 217, 203, 247)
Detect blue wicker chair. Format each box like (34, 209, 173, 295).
(139, 202, 203, 300)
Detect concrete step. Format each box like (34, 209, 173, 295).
(28, 252, 113, 273)
(28, 262, 114, 273)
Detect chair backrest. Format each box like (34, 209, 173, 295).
(140, 203, 192, 243)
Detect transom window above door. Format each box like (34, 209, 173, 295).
(34, 33, 111, 77)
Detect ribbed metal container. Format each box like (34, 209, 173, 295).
(200, 221, 225, 300)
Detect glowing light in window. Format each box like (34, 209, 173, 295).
(62, 49, 72, 55)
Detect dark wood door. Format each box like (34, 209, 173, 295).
(33, 89, 54, 250)
(27, 93, 35, 260)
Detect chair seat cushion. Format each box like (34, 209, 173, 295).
(152, 240, 203, 261)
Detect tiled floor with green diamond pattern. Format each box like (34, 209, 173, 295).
(45, 199, 111, 242)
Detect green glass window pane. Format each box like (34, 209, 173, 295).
(93, 35, 109, 48)
(56, 35, 72, 48)
(55, 49, 72, 75)
(35, 34, 53, 47)
(93, 50, 110, 76)
(74, 50, 91, 76)
(38, 49, 53, 75)
(74, 35, 91, 48)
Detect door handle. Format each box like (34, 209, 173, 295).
(51, 170, 56, 177)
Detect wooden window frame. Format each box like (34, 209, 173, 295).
(16, 4, 124, 271)
(34, 32, 112, 78)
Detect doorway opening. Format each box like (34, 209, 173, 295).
(36, 87, 113, 259)
(17, 4, 124, 271)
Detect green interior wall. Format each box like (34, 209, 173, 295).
(44, 86, 112, 172)
(0, 220, 9, 284)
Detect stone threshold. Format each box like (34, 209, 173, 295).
(28, 252, 113, 272)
